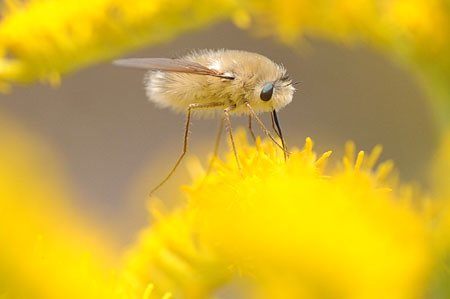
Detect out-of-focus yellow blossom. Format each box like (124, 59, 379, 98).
(0, 0, 236, 91)
(118, 209, 229, 299)
(426, 198, 450, 298)
(241, 0, 449, 50)
(239, 0, 450, 117)
(0, 115, 118, 299)
(120, 131, 434, 299)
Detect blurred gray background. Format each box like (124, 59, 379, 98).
(0, 22, 437, 248)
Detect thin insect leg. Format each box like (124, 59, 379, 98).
(205, 118, 224, 176)
(149, 102, 223, 197)
(244, 102, 289, 155)
(223, 105, 241, 170)
(248, 115, 256, 142)
(272, 110, 288, 160)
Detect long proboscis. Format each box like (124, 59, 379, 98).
(272, 110, 288, 160)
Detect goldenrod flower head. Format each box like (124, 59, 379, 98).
(240, 0, 450, 48)
(238, 0, 450, 119)
(118, 210, 229, 299)
(0, 0, 236, 91)
(122, 130, 433, 299)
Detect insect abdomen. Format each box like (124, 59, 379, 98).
(145, 71, 231, 117)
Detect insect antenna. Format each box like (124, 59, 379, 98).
(284, 81, 301, 87)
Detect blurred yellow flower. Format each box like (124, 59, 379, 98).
(0, 0, 236, 91)
(0, 115, 117, 299)
(120, 131, 434, 299)
(240, 0, 450, 115)
(118, 210, 229, 299)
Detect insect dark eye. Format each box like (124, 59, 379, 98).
(260, 82, 274, 101)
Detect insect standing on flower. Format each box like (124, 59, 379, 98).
(114, 49, 296, 195)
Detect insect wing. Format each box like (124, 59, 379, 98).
(113, 58, 228, 78)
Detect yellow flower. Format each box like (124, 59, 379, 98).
(239, 0, 450, 121)
(121, 130, 434, 299)
(118, 210, 229, 299)
(1, 120, 446, 298)
(0, 0, 236, 91)
(0, 115, 118, 299)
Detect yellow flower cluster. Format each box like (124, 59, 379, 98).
(1, 119, 448, 298)
(239, 0, 450, 117)
(0, 0, 236, 91)
(119, 131, 434, 299)
(240, 0, 449, 47)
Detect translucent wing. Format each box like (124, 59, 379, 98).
(113, 58, 234, 79)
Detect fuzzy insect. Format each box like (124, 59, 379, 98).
(114, 49, 296, 195)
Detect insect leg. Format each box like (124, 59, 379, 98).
(149, 102, 223, 196)
(205, 118, 224, 176)
(271, 110, 288, 160)
(244, 102, 289, 156)
(223, 105, 241, 170)
(248, 115, 257, 142)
